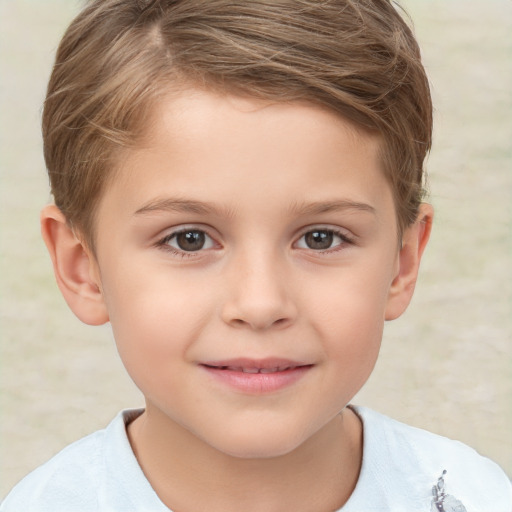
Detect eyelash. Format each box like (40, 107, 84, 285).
(295, 228, 355, 253)
(156, 228, 217, 258)
(156, 226, 355, 258)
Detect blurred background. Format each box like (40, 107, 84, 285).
(1, 0, 511, 499)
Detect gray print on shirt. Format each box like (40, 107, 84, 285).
(431, 470, 467, 512)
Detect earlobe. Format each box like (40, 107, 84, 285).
(40, 205, 109, 326)
(385, 203, 433, 321)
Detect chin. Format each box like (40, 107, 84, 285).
(205, 426, 309, 460)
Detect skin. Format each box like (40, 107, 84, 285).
(41, 88, 432, 511)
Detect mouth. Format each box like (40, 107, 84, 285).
(202, 364, 304, 374)
(199, 359, 313, 393)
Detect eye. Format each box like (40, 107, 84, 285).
(295, 228, 352, 251)
(162, 229, 215, 253)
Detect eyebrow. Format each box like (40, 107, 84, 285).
(289, 199, 377, 216)
(134, 198, 228, 217)
(134, 197, 376, 218)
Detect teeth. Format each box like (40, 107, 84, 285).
(214, 365, 295, 373)
(244, 366, 292, 374)
(242, 367, 260, 374)
(260, 367, 284, 373)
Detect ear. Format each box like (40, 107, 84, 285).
(385, 203, 433, 320)
(40, 204, 109, 326)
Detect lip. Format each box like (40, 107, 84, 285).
(200, 358, 313, 394)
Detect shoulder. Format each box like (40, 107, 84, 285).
(0, 429, 105, 511)
(0, 410, 147, 512)
(349, 406, 512, 512)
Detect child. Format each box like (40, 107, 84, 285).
(2, 0, 510, 510)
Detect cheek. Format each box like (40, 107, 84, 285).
(308, 267, 390, 369)
(101, 267, 213, 373)
(321, 299, 384, 410)
(307, 261, 392, 327)
(324, 304, 383, 369)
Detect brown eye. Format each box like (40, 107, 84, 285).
(304, 230, 334, 250)
(295, 229, 351, 252)
(168, 230, 212, 252)
(175, 231, 205, 251)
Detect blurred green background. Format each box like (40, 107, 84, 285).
(1, 0, 511, 498)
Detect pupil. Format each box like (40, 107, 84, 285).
(305, 230, 333, 250)
(176, 231, 205, 251)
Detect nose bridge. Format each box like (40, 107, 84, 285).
(221, 241, 296, 330)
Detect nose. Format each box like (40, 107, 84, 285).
(220, 249, 297, 331)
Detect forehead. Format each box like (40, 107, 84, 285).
(142, 88, 380, 150)
(100, 88, 392, 225)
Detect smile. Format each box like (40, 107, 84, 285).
(200, 359, 313, 394)
(204, 365, 298, 374)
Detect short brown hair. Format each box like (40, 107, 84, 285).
(43, 0, 432, 247)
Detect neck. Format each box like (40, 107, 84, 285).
(128, 405, 362, 512)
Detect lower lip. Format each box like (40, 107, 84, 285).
(201, 365, 312, 394)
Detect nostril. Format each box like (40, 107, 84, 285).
(220, 288, 298, 330)
(228, 316, 291, 330)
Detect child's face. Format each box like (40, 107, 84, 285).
(91, 89, 406, 458)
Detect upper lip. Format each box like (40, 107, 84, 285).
(200, 358, 312, 373)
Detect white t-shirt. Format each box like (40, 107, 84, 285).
(1, 406, 511, 512)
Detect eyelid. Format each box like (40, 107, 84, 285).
(293, 225, 355, 252)
(156, 224, 221, 256)
(167, 230, 215, 250)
